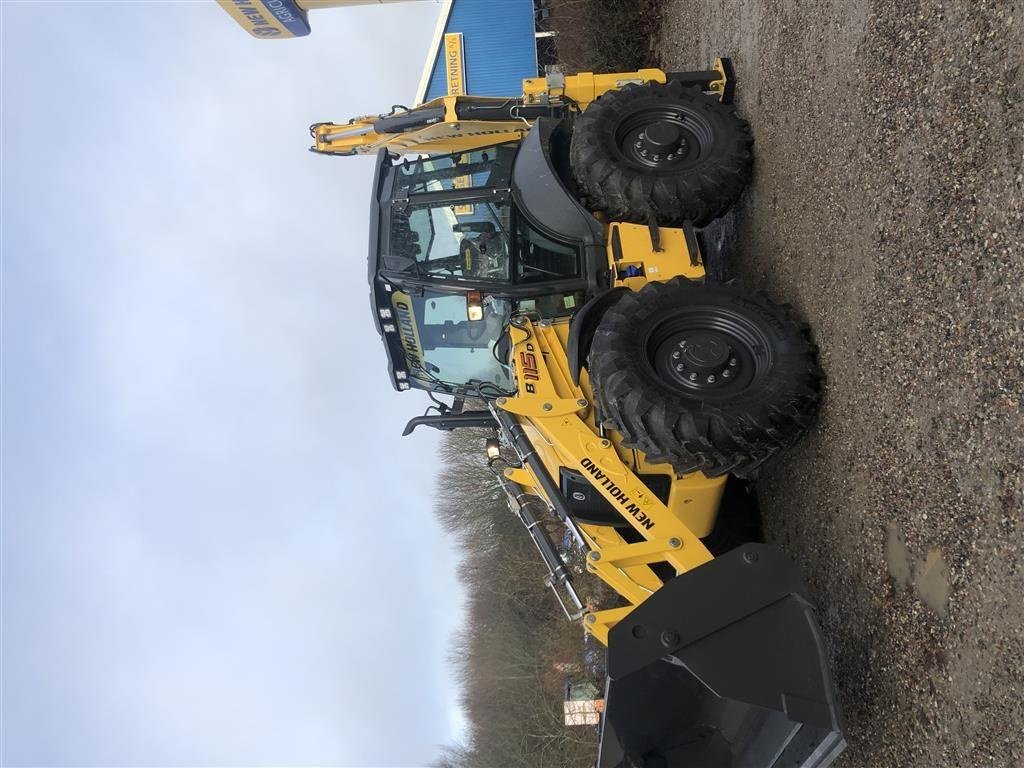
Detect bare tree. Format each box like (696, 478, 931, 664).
(431, 430, 600, 768)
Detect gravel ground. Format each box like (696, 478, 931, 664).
(658, 2, 1023, 766)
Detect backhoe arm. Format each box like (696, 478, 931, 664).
(307, 67, 730, 156)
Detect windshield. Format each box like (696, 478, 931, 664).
(390, 288, 513, 395)
(389, 200, 582, 285)
(394, 199, 513, 281)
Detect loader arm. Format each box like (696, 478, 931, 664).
(485, 316, 846, 768)
(489, 317, 846, 767)
(495, 316, 718, 643)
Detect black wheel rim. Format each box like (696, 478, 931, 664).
(614, 104, 715, 173)
(645, 306, 772, 400)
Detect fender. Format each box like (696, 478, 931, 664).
(567, 287, 630, 385)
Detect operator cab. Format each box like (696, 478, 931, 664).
(368, 133, 601, 396)
(384, 145, 578, 285)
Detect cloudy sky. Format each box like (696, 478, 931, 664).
(1, 2, 468, 765)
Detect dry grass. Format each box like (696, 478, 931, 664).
(545, 0, 664, 73)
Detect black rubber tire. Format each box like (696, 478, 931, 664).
(569, 80, 752, 226)
(588, 278, 822, 478)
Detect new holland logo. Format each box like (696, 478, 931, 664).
(392, 292, 424, 373)
(579, 457, 655, 530)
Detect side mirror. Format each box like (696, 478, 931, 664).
(466, 290, 484, 321)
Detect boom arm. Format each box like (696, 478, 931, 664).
(308, 68, 701, 157)
(309, 96, 535, 156)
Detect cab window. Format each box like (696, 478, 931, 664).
(395, 144, 516, 196)
(409, 291, 513, 392)
(516, 291, 584, 318)
(515, 216, 579, 282)
(391, 199, 513, 282)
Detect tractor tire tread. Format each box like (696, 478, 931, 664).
(570, 82, 753, 226)
(588, 278, 822, 477)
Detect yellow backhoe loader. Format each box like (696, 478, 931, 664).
(315, 62, 846, 767)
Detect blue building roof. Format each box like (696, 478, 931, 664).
(415, 0, 538, 104)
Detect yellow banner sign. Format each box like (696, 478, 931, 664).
(444, 33, 466, 96)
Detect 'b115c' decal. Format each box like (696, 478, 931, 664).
(580, 457, 654, 530)
(519, 343, 540, 393)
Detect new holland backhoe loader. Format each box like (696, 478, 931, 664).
(317, 62, 846, 767)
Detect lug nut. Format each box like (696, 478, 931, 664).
(689, 373, 697, 381)
(707, 375, 716, 383)
(634, 140, 643, 148)
(675, 364, 685, 372)
(672, 350, 681, 359)
(722, 369, 731, 378)
(729, 358, 738, 367)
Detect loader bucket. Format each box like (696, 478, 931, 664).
(597, 544, 846, 768)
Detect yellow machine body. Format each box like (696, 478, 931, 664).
(203, 24, 847, 757)
(496, 221, 724, 645)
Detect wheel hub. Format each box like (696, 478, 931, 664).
(681, 332, 730, 370)
(618, 110, 701, 169)
(642, 121, 684, 156)
(665, 330, 742, 388)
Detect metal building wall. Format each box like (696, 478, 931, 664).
(422, 0, 537, 101)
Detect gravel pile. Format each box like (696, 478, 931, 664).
(659, 1, 1023, 765)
